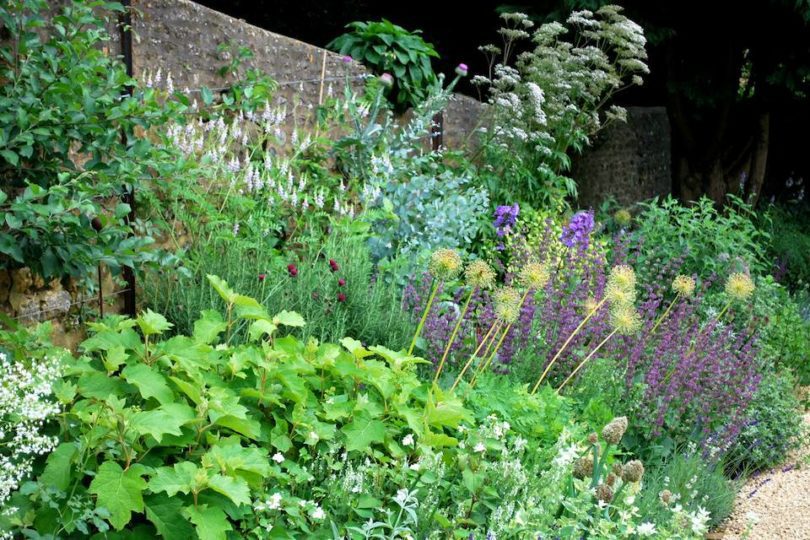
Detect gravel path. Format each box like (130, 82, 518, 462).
(718, 412, 810, 540)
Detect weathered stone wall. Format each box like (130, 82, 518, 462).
(573, 106, 672, 208)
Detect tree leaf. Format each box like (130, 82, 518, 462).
(122, 363, 174, 405)
(129, 403, 193, 443)
(148, 461, 198, 497)
(144, 493, 195, 540)
(89, 461, 147, 530)
(206, 473, 250, 506)
(341, 414, 386, 452)
(183, 504, 232, 540)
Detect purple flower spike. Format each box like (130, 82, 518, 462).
(494, 204, 520, 238)
(560, 210, 595, 250)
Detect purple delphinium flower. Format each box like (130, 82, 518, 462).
(560, 210, 595, 250)
(493, 204, 519, 238)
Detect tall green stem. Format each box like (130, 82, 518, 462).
(434, 287, 476, 385)
(408, 280, 440, 356)
(470, 323, 511, 389)
(556, 329, 617, 393)
(531, 297, 606, 394)
(450, 321, 500, 392)
(649, 293, 680, 336)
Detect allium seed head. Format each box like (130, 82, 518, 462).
(672, 275, 696, 297)
(610, 305, 642, 335)
(596, 483, 614, 504)
(659, 489, 673, 505)
(725, 272, 755, 301)
(614, 208, 632, 226)
(606, 283, 636, 306)
(608, 265, 636, 292)
(465, 260, 496, 289)
(429, 249, 462, 280)
(573, 456, 594, 479)
(493, 286, 521, 323)
(601, 416, 628, 445)
(520, 262, 550, 290)
(584, 296, 600, 313)
(621, 459, 645, 483)
(606, 472, 617, 486)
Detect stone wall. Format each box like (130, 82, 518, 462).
(573, 107, 672, 208)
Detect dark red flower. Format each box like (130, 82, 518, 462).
(329, 259, 340, 272)
(338, 278, 346, 287)
(337, 292, 347, 302)
(287, 264, 298, 277)
(258, 273, 266, 282)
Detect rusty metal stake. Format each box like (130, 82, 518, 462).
(119, 0, 137, 317)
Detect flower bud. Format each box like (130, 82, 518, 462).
(601, 416, 628, 445)
(596, 483, 614, 504)
(287, 264, 298, 277)
(573, 456, 594, 479)
(621, 459, 645, 483)
(455, 63, 469, 77)
(379, 73, 394, 88)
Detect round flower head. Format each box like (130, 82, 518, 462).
(725, 272, 755, 301)
(429, 249, 462, 280)
(610, 305, 642, 335)
(455, 63, 469, 77)
(608, 265, 637, 293)
(659, 489, 673, 505)
(606, 283, 636, 307)
(584, 296, 600, 314)
(621, 459, 645, 483)
(379, 73, 394, 88)
(493, 286, 521, 323)
(596, 483, 614, 504)
(519, 262, 550, 290)
(465, 260, 496, 289)
(601, 416, 628, 445)
(614, 208, 632, 226)
(573, 455, 594, 479)
(672, 275, 696, 297)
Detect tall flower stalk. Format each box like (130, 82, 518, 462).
(433, 260, 496, 384)
(408, 249, 463, 355)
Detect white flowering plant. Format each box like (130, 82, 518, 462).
(473, 7, 648, 208)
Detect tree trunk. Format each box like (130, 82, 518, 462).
(744, 112, 770, 205)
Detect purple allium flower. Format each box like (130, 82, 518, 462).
(560, 210, 595, 250)
(493, 204, 519, 238)
(455, 63, 469, 77)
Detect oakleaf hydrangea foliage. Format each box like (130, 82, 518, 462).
(474, 6, 648, 207)
(0, 351, 62, 508)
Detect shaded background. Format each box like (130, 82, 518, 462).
(196, 0, 810, 202)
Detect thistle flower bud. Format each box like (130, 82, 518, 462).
(621, 459, 645, 483)
(672, 275, 696, 297)
(519, 262, 550, 290)
(725, 272, 755, 301)
(455, 63, 469, 77)
(601, 416, 628, 445)
(379, 73, 394, 88)
(465, 260, 496, 289)
(610, 305, 642, 335)
(596, 483, 614, 504)
(429, 249, 462, 280)
(493, 286, 521, 323)
(614, 208, 632, 226)
(573, 456, 594, 479)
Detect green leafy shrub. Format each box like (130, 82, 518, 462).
(629, 195, 769, 285)
(327, 19, 439, 110)
(752, 275, 810, 383)
(0, 0, 178, 282)
(726, 370, 804, 473)
(763, 203, 810, 290)
(636, 450, 736, 531)
(143, 224, 415, 349)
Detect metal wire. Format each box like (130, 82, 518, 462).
(9, 288, 133, 322)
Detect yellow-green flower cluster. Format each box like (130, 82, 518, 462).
(519, 262, 551, 290)
(493, 286, 521, 323)
(671, 275, 696, 297)
(725, 272, 755, 301)
(465, 260, 496, 289)
(428, 249, 462, 280)
(606, 265, 637, 306)
(614, 208, 632, 226)
(610, 304, 642, 335)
